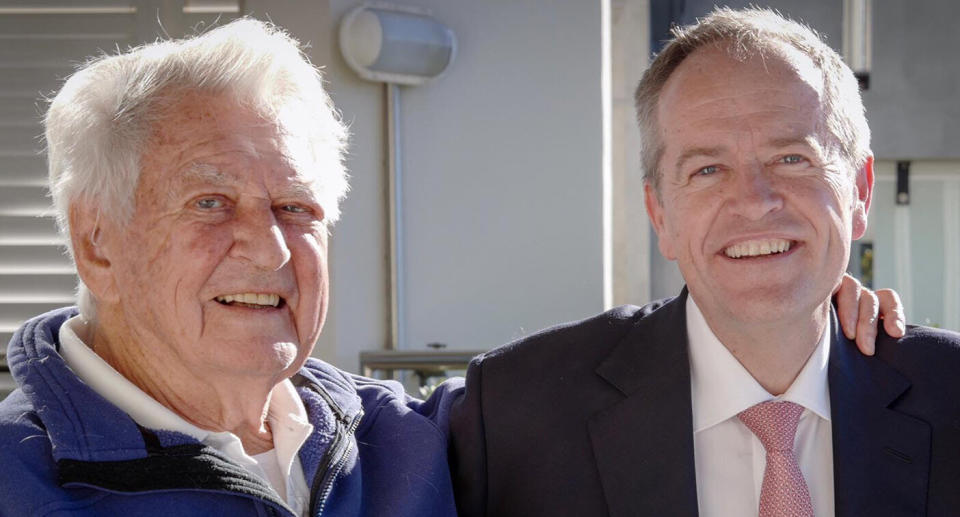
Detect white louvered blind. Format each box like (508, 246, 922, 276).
(0, 0, 239, 396)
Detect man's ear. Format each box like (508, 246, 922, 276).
(851, 155, 874, 240)
(69, 203, 120, 304)
(644, 182, 676, 260)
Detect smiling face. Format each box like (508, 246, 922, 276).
(645, 44, 873, 327)
(98, 92, 331, 381)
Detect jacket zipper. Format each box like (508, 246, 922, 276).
(306, 383, 364, 516)
(312, 412, 363, 516)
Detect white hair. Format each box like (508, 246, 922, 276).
(45, 18, 349, 320)
(635, 7, 871, 194)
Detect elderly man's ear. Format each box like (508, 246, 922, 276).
(851, 156, 875, 240)
(69, 203, 121, 305)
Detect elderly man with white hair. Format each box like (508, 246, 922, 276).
(0, 19, 460, 517)
(0, 16, 901, 517)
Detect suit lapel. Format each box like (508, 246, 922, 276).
(589, 291, 699, 517)
(828, 309, 931, 516)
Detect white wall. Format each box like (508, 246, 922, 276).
(397, 0, 605, 352)
(249, 1, 606, 371)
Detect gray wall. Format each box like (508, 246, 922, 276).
(866, 1, 960, 159)
(399, 1, 605, 351)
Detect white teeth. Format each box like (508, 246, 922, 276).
(724, 239, 792, 259)
(215, 293, 281, 307)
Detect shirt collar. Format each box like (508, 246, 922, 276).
(687, 296, 831, 433)
(58, 315, 313, 479)
(266, 376, 314, 480)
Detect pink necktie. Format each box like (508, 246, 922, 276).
(737, 401, 814, 517)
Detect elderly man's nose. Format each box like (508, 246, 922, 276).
(728, 168, 784, 220)
(230, 209, 292, 270)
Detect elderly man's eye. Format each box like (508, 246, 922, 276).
(196, 197, 224, 209)
(781, 154, 806, 165)
(281, 204, 308, 213)
(696, 165, 719, 176)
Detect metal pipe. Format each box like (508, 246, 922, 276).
(386, 83, 405, 350)
(843, 0, 872, 88)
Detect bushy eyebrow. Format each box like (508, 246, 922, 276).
(275, 181, 322, 204)
(176, 162, 322, 205)
(180, 163, 228, 186)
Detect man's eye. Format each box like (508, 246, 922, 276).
(281, 204, 308, 214)
(196, 197, 224, 209)
(696, 165, 719, 176)
(781, 154, 805, 165)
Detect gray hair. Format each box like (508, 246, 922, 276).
(635, 7, 871, 193)
(45, 18, 349, 320)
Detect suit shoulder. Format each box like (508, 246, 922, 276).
(879, 325, 960, 358)
(474, 302, 670, 369)
(876, 325, 960, 384)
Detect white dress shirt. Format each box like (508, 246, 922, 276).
(687, 296, 835, 517)
(59, 316, 314, 516)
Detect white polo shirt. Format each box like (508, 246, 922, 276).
(58, 316, 314, 516)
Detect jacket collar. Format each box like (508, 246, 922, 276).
(8, 307, 146, 462)
(8, 307, 364, 466)
(589, 289, 700, 517)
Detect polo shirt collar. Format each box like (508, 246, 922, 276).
(58, 315, 313, 480)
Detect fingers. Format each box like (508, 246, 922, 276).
(876, 288, 906, 338)
(835, 274, 862, 341)
(855, 288, 879, 356)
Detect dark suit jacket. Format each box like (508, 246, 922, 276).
(449, 290, 960, 516)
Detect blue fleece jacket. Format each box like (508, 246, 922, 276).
(0, 307, 464, 517)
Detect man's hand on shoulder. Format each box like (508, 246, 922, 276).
(834, 273, 906, 356)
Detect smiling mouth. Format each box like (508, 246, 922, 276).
(214, 293, 285, 309)
(723, 238, 794, 259)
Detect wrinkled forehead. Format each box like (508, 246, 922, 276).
(178, 162, 320, 193)
(148, 91, 276, 146)
(141, 92, 327, 193)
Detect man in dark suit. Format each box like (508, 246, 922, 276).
(450, 7, 960, 517)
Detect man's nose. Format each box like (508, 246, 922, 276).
(230, 204, 291, 271)
(727, 165, 784, 220)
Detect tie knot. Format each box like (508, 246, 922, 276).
(737, 400, 804, 452)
